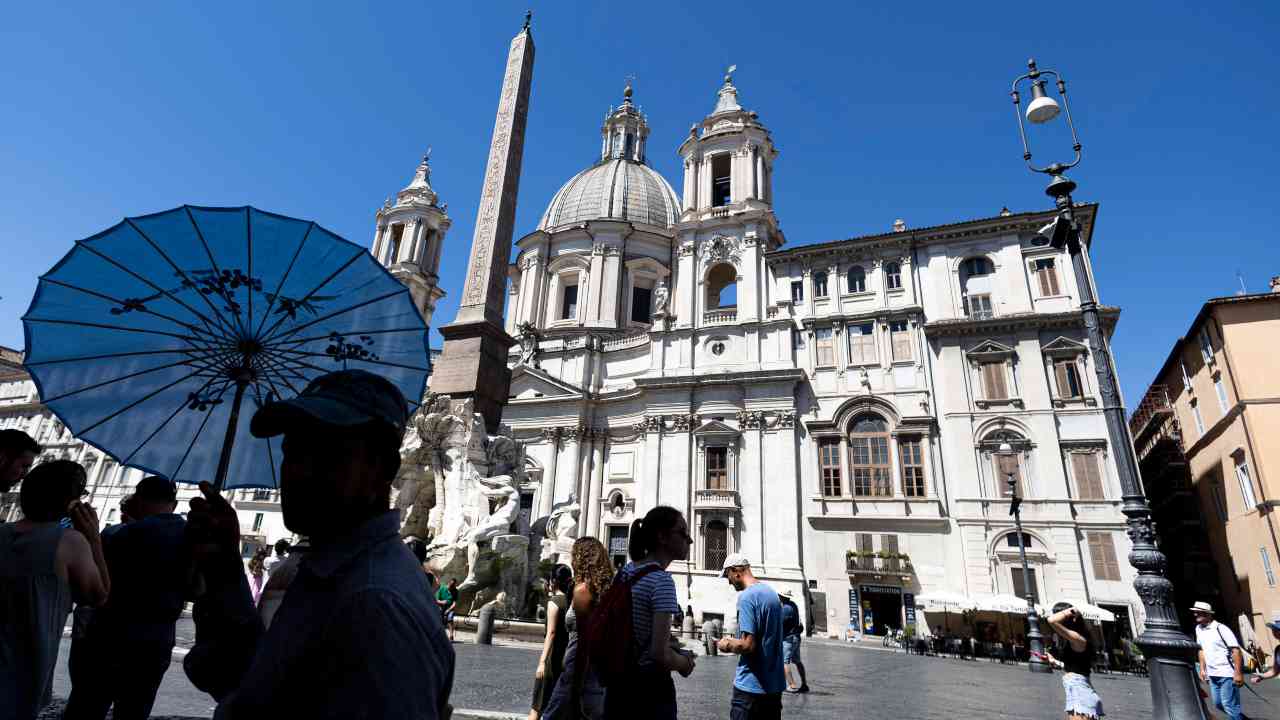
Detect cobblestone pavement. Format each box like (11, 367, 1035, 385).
(46, 620, 1280, 719)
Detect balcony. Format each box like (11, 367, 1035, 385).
(1130, 384, 1184, 460)
(845, 554, 913, 576)
(694, 488, 740, 511)
(703, 308, 738, 325)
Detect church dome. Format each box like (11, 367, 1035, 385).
(539, 158, 681, 231)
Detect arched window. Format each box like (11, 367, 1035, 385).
(960, 257, 996, 318)
(962, 257, 994, 277)
(813, 271, 829, 298)
(706, 263, 737, 308)
(885, 262, 902, 290)
(847, 266, 867, 293)
(986, 430, 1027, 498)
(704, 520, 728, 570)
(849, 414, 891, 496)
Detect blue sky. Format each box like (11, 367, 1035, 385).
(1, 1, 1276, 406)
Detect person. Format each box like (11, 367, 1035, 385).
(602, 506, 695, 720)
(245, 549, 269, 606)
(1191, 601, 1244, 719)
(1042, 602, 1104, 720)
(718, 554, 785, 720)
(778, 589, 809, 693)
(0, 460, 108, 720)
(544, 537, 614, 720)
(530, 564, 573, 720)
(0, 428, 39, 495)
(65, 475, 192, 720)
(1250, 613, 1280, 684)
(703, 615, 721, 657)
(256, 536, 308, 630)
(437, 578, 459, 642)
(181, 369, 455, 719)
(265, 538, 291, 576)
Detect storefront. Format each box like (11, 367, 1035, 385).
(853, 584, 906, 636)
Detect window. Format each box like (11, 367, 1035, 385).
(1211, 480, 1229, 522)
(1263, 548, 1277, 587)
(706, 446, 729, 490)
(1031, 258, 1061, 296)
(813, 271, 829, 298)
(631, 285, 653, 324)
(1191, 400, 1205, 434)
(1054, 358, 1084, 399)
(962, 257, 994, 277)
(1011, 567, 1040, 603)
(847, 323, 876, 365)
(847, 266, 867, 293)
(815, 328, 835, 367)
(704, 520, 728, 571)
(882, 534, 901, 571)
(900, 437, 925, 497)
(1179, 360, 1192, 391)
(790, 280, 804, 304)
(890, 320, 912, 362)
(849, 415, 892, 496)
(819, 438, 842, 496)
(706, 263, 737, 308)
(252, 513, 264, 533)
(711, 154, 732, 207)
(253, 489, 272, 501)
(560, 282, 579, 320)
(964, 293, 994, 319)
(1005, 532, 1034, 549)
(980, 361, 1009, 400)
(1235, 455, 1258, 509)
(791, 328, 805, 350)
(1214, 377, 1230, 413)
(1087, 532, 1122, 581)
(992, 452, 1024, 498)
(1198, 329, 1214, 364)
(1071, 452, 1105, 500)
(885, 262, 902, 290)
(384, 224, 405, 265)
(608, 526, 629, 569)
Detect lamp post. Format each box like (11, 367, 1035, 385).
(997, 441, 1050, 673)
(1010, 59, 1208, 719)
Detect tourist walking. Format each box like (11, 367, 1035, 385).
(64, 476, 191, 720)
(0, 428, 39, 496)
(438, 577, 459, 642)
(1041, 602, 1104, 720)
(256, 537, 307, 630)
(1192, 601, 1244, 719)
(181, 369, 455, 719)
(1251, 613, 1280, 684)
(245, 549, 268, 606)
(717, 554, 785, 720)
(543, 537, 614, 720)
(779, 589, 809, 693)
(599, 506, 695, 720)
(264, 538, 291, 576)
(0, 460, 108, 720)
(530, 564, 573, 720)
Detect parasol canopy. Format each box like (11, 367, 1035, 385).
(22, 206, 430, 490)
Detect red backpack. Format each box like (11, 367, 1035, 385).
(582, 564, 662, 688)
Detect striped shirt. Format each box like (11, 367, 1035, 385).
(619, 561, 681, 666)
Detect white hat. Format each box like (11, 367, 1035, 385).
(1189, 601, 1215, 615)
(778, 588, 794, 599)
(721, 553, 752, 577)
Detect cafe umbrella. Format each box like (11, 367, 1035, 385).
(21, 205, 430, 490)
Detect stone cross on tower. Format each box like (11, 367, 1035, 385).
(431, 17, 535, 432)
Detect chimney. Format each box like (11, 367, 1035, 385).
(892, 219, 906, 233)
(1270, 275, 1280, 293)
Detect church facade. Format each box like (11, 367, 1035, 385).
(384, 73, 1146, 638)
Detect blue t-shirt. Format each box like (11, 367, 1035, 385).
(734, 582, 785, 695)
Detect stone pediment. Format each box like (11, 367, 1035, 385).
(509, 365, 585, 401)
(692, 419, 740, 437)
(1041, 336, 1088, 357)
(965, 339, 1016, 361)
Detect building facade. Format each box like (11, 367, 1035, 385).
(1131, 284, 1280, 655)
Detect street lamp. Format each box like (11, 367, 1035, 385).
(1010, 59, 1208, 719)
(997, 440, 1050, 674)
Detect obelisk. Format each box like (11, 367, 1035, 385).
(431, 13, 534, 433)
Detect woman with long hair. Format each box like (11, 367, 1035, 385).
(602, 506, 696, 720)
(246, 548, 269, 606)
(1042, 601, 1105, 720)
(543, 537, 615, 720)
(530, 563, 574, 720)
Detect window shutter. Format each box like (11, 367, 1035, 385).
(1046, 263, 1061, 295)
(858, 533, 873, 554)
(1054, 361, 1071, 398)
(1087, 532, 1107, 579)
(893, 330, 912, 361)
(983, 362, 1008, 399)
(1072, 452, 1104, 500)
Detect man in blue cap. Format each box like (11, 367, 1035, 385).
(182, 369, 454, 719)
(1250, 614, 1280, 685)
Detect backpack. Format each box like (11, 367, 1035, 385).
(582, 563, 662, 688)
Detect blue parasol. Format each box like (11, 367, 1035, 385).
(21, 206, 430, 490)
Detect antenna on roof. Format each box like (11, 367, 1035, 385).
(1236, 271, 1248, 296)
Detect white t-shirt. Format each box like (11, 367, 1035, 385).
(1195, 620, 1241, 677)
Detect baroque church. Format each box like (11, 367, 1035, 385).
(371, 71, 1145, 640)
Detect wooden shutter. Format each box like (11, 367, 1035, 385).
(1087, 532, 1122, 581)
(1054, 361, 1072, 398)
(1072, 453, 1104, 500)
(982, 362, 1008, 399)
(1045, 262, 1061, 295)
(892, 326, 912, 361)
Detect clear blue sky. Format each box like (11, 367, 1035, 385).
(2, 1, 1276, 406)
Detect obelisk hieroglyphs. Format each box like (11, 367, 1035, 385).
(432, 16, 534, 432)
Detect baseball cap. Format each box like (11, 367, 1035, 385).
(250, 369, 409, 439)
(134, 476, 177, 504)
(1266, 613, 1280, 632)
(721, 552, 752, 577)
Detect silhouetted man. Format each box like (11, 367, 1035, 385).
(0, 428, 39, 494)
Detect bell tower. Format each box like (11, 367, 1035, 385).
(677, 68, 778, 216)
(372, 151, 452, 326)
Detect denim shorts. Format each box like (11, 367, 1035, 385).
(1063, 673, 1104, 718)
(782, 635, 802, 665)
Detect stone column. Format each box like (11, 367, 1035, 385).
(640, 418, 663, 509)
(755, 149, 765, 201)
(558, 426, 583, 506)
(586, 246, 607, 326)
(586, 433, 606, 538)
(699, 157, 713, 209)
(539, 427, 561, 518)
(432, 20, 535, 432)
(676, 244, 696, 328)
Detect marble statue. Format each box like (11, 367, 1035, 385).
(653, 280, 669, 317)
(542, 493, 581, 561)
